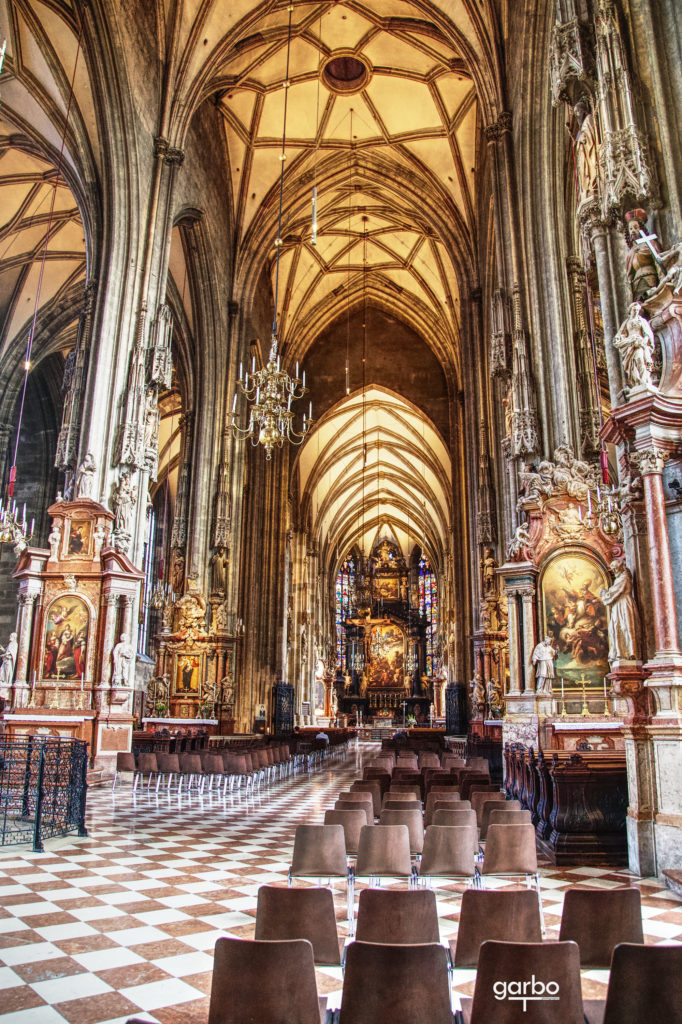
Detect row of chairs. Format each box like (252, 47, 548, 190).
(127, 930, 680, 1024)
(112, 743, 298, 794)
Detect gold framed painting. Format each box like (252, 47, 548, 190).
(368, 622, 405, 687)
(540, 551, 609, 688)
(373, 576, 399, 601)
(66, 519, 92, 557)
(42, 595, 90, 680)
(172, 652, 204, 696)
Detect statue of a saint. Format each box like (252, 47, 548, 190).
(531, 635, 556, 694)
(625, 209, 662, 301)
(112, 633, 134, 685)
(487, 675, 503, 717)
(93, 523, 107, 560)
(480, 547, 498, 595)
(613, 302, 656, 395)
(113, 473, 137, 535)
(600, 558, 641, 662)
(170, 549, 185, 594)
(0, 632, 18, 698)
(76, 451, 96, 499)
(574, 97, 599, 201)
(48, 522, 61, 562)
(210, 545, 229, 595)
(507, 522, 532, 561)
(471, 672, 486, 718)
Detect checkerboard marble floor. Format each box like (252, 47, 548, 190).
(1, 744, 681, 1023)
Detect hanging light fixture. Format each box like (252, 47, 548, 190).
(230, 4, 312, 460)
(0, 498, 32, 553)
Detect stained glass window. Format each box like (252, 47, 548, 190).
(418, 555, 439, 676)
(335, 559, 355, 669)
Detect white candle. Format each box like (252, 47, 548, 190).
(81, 672, 84, 691)
(238, 361, 243, 380)
(603, 677, 607, 699)
(561, 676, 565, 700)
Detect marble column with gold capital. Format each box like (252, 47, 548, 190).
(632, 446, 682, 666)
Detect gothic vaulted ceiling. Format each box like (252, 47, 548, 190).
(209, 1, 481, 363)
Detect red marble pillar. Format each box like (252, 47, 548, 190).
(634, 447, 681, 658)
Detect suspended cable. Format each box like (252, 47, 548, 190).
(271, 3, 295, 338)
(346, 108, 353, 396)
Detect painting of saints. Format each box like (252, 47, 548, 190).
(42, 597, 90, 679)
(542, 554, 609, 687)
(68, 520, 91, 556)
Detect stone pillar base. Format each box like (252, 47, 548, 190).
(626, 813, 656, 876)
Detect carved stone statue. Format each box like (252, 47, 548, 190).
(48, 522, 61, 562)
(112, 633, 134, 685)
(531, 635, 556, 694)
(170, 548, 185, 594)
(210, 545, 229, 596)
(507, 522, 533, 561)
(75, 451, 96, 499)
(480, 547, 498, 595)
(212, 600, 228, 633)
(613, 302, 656, 396)
(175, 578, 207, 633)
(552, 445, 593, 500)
(600, 558, 641, 662)
(487, 675, 503, 717)
(471, 671, 486, 718)
(519, 461, 553, 503)
(162, 598, 175, 633)
(0, 632, 18, 698)
(574, 97, 599, 201)
(93, 523, 107, 560)
(113, 472, 138, 536)
(625, 209, 662, 301)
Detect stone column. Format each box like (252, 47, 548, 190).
(630, 447, 681, 668)
(520, 587, 536, 694)
(14, 592, 37, 684)
(579, 200, 624, 405)
(121, 595, 134, 644)
(505, 587, 521, 696)
(101, 594, 119, 686)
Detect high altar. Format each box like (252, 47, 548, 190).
(335, 539, 439, 725)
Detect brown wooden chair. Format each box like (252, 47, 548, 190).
(133, 752, 158, 791)
(582, 942, 682, 1024)
(418, 825, 477, 890)
(355, 888, 440, 945)
(350, 780, 381, 816)
(558, 887, 643, 968)
(485, 808, 531, 834)
(479, 799, 521, 839)
(450, 889, 543, 967)
(425, 793, 461, 826)
(353, 824, 416, 891)
(335, 797, 373, 825)
(154, 752, 181, 792)
(255, 885, 342, 965)
(112, 751, 136, 791)
(389, 783, 422, 800)
(288, 824, 352, 926)
(457, 940, 583, 1024)
(379, 808, 424, 856)
(325, 808, 369, 856)
(382, 799, 422, 812)
(471, 790, 505, 825)
(337, 941, 454, 1023)
(478, 823, 545, 933)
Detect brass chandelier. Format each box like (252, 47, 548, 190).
(230, 4, 312, 460)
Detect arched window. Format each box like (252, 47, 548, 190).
(335, 559, 355, 669)
(418, 555, 438, 675)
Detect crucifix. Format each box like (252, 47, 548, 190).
(635, 228, 667, 277)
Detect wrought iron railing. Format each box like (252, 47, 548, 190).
(0, 737, 88, 851)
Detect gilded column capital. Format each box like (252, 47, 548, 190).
(631, 447, 669, 476)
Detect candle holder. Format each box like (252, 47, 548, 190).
(78, 689, 89, 711)
(50, 675, 61, 709)
(28, 685, 37, 709)
(560, 696, 568, 718)
(579, 674, 591, 718)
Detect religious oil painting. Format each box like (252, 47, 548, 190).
(67, 519, 92, 557)
(541, 553, 609, 688)
(368, 622, 405, 688)
(42, 596, 89, 680)
(373, 576, 399, 602)
(173, 653, 202, 695)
